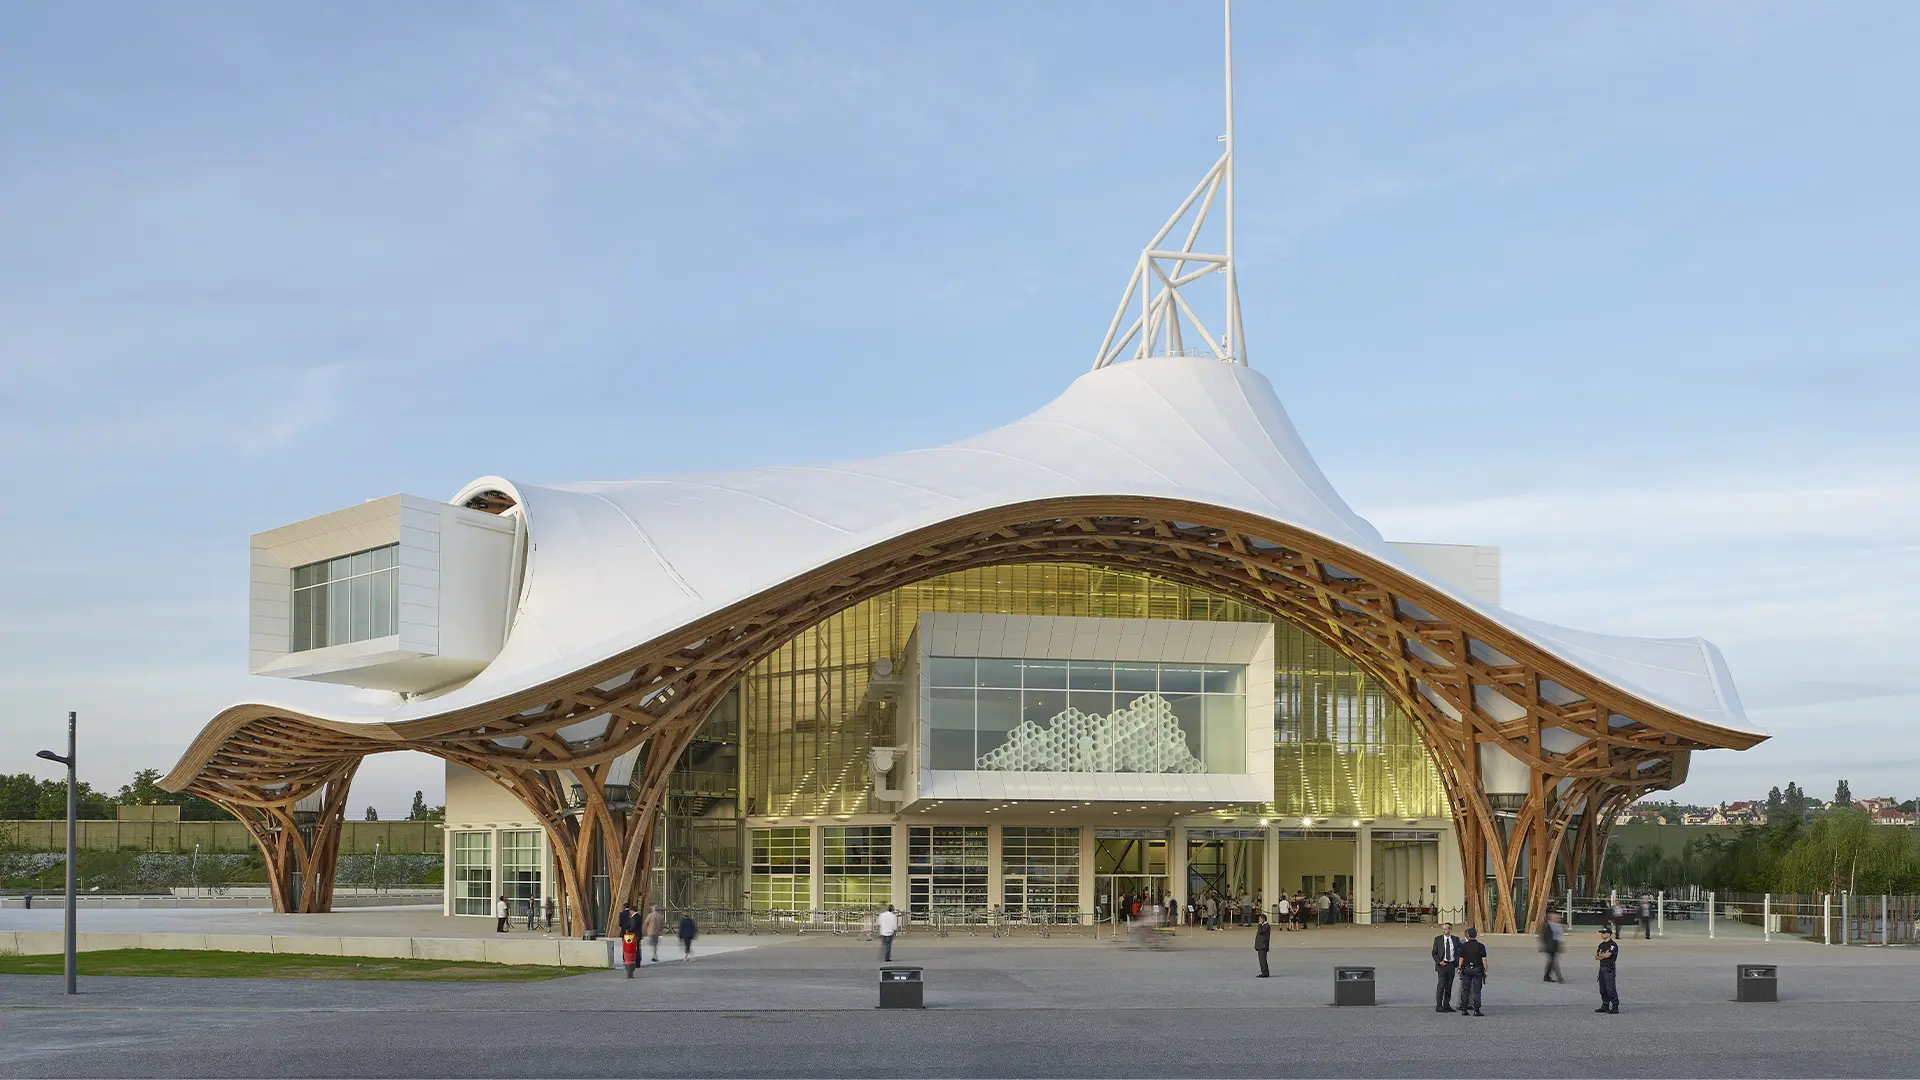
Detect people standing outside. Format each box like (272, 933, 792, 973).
(1456, 927, 1489, 1016)
(616, 902, 637, 941)
(643, 904, 665, 964)
(1595, 926, 1620, 1013)
(678, 911, 698, 961)
(544, 896, 556, 930)
(496, 895, 510, 933)
(525, 895, 539, 931)
(877, 904, 900, 962)
(1431, 921, 1462, 1012)
(1254, 912, 1272, 977)
(1638, 896, 1653, 939)
(1318, 890, 1333, 927)
(1541, 911, 1565, 982)
(1276, 894, 1291, 931)
(1609, 899, 1625, 938)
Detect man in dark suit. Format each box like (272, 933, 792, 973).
(1431, 921, 1463, 1012)
(1254, 912, 1272, 977)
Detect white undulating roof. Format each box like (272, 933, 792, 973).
(258, 356, 1756, 738)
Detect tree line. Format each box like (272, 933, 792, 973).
(1, 770, 445, 824)
(0, 769, 231, 821)
(1606, 808, 1920, 895)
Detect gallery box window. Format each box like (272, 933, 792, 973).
(927, 658, 1244, 773)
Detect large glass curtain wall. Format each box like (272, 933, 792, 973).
(1001, 827, 1080, 916)
(451, 831, 492, 916)
(741, 563, 1446, 821)
(749, 827, 810, 912)
(1272, 632, 1447, 819)
(908, 826, 988, 915)
(822, 826, 893, 910)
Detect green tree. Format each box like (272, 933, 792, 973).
(36, 778, 114, 819)
(0, 774, 42, 819)
(408, 791, 429, 821)
(1776, 807, 1918, 894)
(116, 768, 170, 806)
(1834, 779, 1853, 808)
(364, 806, 379, 821)
(1765, 786, 1785, 821)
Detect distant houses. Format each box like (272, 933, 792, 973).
(1618, 796, 1918, 828)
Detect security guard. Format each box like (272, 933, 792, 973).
(1594, 926, 1620, 1013)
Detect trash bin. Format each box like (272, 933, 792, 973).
(1736, 964, 1777, 1002)
(1334, 966, 1376, 1006)
(879, 965, 924, 1009)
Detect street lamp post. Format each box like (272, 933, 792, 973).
(35, 711, 77, 996)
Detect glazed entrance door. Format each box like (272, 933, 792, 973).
(1095, 874, 1169, 923)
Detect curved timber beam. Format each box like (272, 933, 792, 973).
(166, 498, 1761, 930)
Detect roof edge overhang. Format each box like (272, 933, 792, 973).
(164, 495, 1764, 798)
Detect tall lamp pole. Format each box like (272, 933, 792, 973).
(35, 711, 78, 996)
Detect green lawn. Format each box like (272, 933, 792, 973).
(0, 949, 598, 982)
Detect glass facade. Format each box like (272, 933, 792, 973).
(738, 563, 1445, 821)
(821, 826, 892, 910)
(1001, 827, 1080, 915)
(451, 830, 492, 916)
(927, 658, 1245, 773)
(749, 827, 810, 912)
(499, 829, 542, 913)
(1272, 630, 1447, 820)
(290, 544, 398, 652)
(908, 825, 988, 915)
(652, 690, 743, 912)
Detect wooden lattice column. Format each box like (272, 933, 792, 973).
(215, 759, 360, 914)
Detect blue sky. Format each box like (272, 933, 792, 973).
(3, 2, 1916, 815)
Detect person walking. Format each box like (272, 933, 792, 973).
(877, 904, 900, 962)
(1595, 926, 1621, 1013)
(1431, 921, 1462, 1012)
(1541, 911, 1566, 983)
(643, 904, 665, 963)
(678, 911, 698, 961)
(544, 896, 556, 930)
(1609, 900, 1625, 938)
(1456, 927, 1489, 1017)
(1638, 896, 1652, 940)
(495, 895, 510, 933)
(1254, 912, 1272, 977)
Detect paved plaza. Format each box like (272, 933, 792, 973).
(2, 920, 1917, 1077)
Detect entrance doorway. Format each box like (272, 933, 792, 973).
(1187, 832, 1264, 924)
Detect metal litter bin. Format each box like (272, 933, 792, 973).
(1736, 964, 1777, 1002)
(1334, 965, 1376, 1006)
(879, 965, 924, 1009)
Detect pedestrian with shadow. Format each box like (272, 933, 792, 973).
(1253, 911, 1271, 977)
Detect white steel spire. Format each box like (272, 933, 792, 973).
(1094, 0, 1247, 370)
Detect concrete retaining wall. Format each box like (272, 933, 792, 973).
(0, 931, 607, 969)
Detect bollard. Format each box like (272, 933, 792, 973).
(1657, 891, 1665, 937)
(1708, 891, 1715, 939)
(1763, 894, 1771, 943)
(1333, 966, 1376, 1006)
